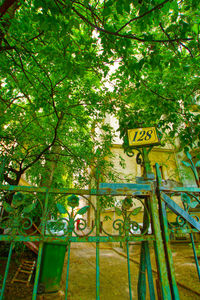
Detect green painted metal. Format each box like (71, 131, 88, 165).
(138, 210, 148, 299)
(96, 183, 100, 300)
(96, 242, 100, 300)
(156, 163, 180, 300)
(0, 154, 200, 299)
(149, 191, 172, 299)
(182, 151, 200, 187)
(190, 233, 200, 280)
(0, 242, 14, 300)
(161, 202, 180, 299)
(32, 242, 44, 300)
(95, 168, 101, 300)
(39, 242, 67, 292)
(0, 183, 152, 196)
(161, 192, 200, 231)
(142, 148, 154, 179)
(138, 241, 146, 300)
(126, 242, 133, 300)
(160, 186, 200, 193)
(65, 242, 71, 300)
(137, 147, 154, 300)
(0, 234, 155, 243)
(32, 190, 49, 298)
(144, 242, 156, 300)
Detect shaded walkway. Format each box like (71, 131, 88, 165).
(39, 242, 200, 300)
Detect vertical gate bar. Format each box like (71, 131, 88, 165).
(190, 233, 200, 280)
(0, 242, 14, 300)
(32, 242, 44, 300)
(32, 190, 49, 300)
(161, 202, 180, 299)
(149, 191, 171, 299)
(96, 241, 100, 300)
(65, 202, 74, 299)
(96, 168, 100, 300)
(126, 241, 132, 300)
(155, 163, 180, 299)
(138, 241, 146, 300)
(144, 242, 156, 300)
(96, 199, 100, 300)
(138, 195, 149, 300)
(65, 242, 71, 299)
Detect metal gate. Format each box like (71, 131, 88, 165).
(0, 163, 200, 299)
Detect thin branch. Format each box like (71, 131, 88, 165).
(0, 95, 27, 110)
(140, 78, 175, 101)
(180, 42, 193, 57)
(54, 74, 69, 88)
(57, 139, 83, 165)
(16, 112, 54, 137)
(73, 1, 103, 25)
(26, 31, 44, 43)
(159, 23, 180, 57)
(22, 113, 64, 173)
(72, 6, 192, 43)
(0, 0, 18, 18)
(117, 0, 170, 33)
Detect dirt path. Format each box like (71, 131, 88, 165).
(2, 242, 200, 299)
(40, 242, 200, 300)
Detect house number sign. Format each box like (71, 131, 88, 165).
(128, 127, 160, 147)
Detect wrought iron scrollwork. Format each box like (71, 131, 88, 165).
(0, 192, 43, 235)
(47, 194, 96, 237)
(101, 196, 150, 236)
(124, 147, 143, 166)
(167, 192, 200, 231)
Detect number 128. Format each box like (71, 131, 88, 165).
(132, 130, 153, 142)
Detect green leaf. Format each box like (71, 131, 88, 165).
(195, 161, 200, 167)
(192, 24, 198, 34)
(56, 203, 67, 214)
(181, 161, 191, 168)
(3, 202, 14, 213)
(23, 203, 35, 214)
(124, 0, 130, 14)
(131, 207, 142, 216)
(13, 192, 25, 207)
(115, 207, 122, 216)
(104, 215, 111, 221)
(181, 193, 191, 204)
(77, 205, 89, 215)
(116, 2, 123, 15)
(189, 201, 199, 208)
(186, 152, 192, 160)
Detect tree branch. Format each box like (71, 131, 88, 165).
(0, 0, 19, 18)
(117, 0, 171, 33)
(72, 6, 192, 43)
(180, 42, 193, 57)
(22, 113, 64, 173)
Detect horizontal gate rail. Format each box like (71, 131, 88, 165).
(160, 186, 200, 193)
(0, 183, 152, 196)
(0, 235, 155, 243)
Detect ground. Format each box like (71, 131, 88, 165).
(0, 242, 200, 299)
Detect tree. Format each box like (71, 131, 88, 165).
(0, 0, 116, 187)
(58, 0, 199, 150)
(0, 0, 199, 188)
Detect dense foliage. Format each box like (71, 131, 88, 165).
(0, 0, 199, 187)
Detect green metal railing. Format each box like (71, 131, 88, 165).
(0, 166, 200, 299)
